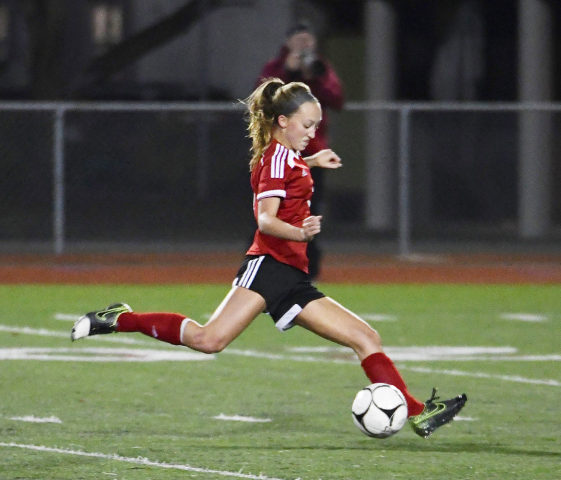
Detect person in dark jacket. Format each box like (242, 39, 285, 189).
(257, 22, 344, 279)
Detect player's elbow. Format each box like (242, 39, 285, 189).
(257, 213, 275, 236)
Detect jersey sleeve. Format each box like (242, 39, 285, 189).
(255, 143, 292, 201)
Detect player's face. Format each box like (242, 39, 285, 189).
(282, 101, 322, 152)
(286, 31, 316, 54)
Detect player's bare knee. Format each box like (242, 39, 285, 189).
(367, 327, 382, 347)
(205, 337, 229, 354)
(184, 329, 211, 354)
(181, 321, 223, 353)
(353, 325, 382, 354)
(196, 332, 228, 354)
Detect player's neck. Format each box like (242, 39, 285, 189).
(272, 131, 297, 153)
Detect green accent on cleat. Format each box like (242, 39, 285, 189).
(409, 388, 467, 438)
(71, 303, 132, 341)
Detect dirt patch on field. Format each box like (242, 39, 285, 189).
(1, 252, 560, 284)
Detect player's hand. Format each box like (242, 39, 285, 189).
(285, 52, 302, 71)
(305, 149, 342, 169)
(301, 215, 322, 241)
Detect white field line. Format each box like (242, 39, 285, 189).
(51, 311, 554, 324)
(401, 366, 561, 387)
(54, 313, 80, 321)
(0, 324, 70, 339)
(483, 355, 561, 361)
(0, 347, 213, 362)
(288, 345, 561, 362)
(287, 345, 518, 358)
(8, 416, 62, 424)
(500, 313, 548, 322)
(0, 324, 166, 346)
(223, 349, 561, 387)
(2, 325, 559, 386)
(0, 442, 287, 480)
(214, 414, 272, 423)
(225, 348, 354, 364)
(7, 345, 557, 364)
(454, 416, 477, 422)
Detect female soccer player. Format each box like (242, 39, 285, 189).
(71, 78, 466, 438)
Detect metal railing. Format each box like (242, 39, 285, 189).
(345, 100, 561, 254)
(1, 100, 559, 255)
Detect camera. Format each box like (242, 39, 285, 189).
(299, 49, 326, 77)
(299, 49, 316, 68)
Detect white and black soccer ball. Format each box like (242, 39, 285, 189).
(351, 383, 408, 438)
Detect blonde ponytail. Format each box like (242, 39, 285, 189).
(244, 78, 284, 170)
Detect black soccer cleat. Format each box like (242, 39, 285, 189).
(409, 388, 467, 438)
(71, 303, 132, 341)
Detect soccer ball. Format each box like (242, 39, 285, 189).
(351, 383, 408, 438)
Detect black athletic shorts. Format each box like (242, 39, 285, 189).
(233, 254, 325, 331)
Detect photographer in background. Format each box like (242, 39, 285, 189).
(257, 22, 344, 279)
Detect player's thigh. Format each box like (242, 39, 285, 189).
(294, 296, 382, 359)
(204, 285, 267, 341)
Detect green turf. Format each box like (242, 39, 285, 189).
(1, 284, 560, 479)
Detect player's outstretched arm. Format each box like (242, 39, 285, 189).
(304, 149, 342, 169)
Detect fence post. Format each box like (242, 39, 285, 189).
(397, 107, 411, 256)
(53, 107, 65, 255)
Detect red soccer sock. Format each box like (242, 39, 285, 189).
(361, 352, 425, 417)
(116, 312, 186, 346)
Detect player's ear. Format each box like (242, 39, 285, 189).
(277, 114, 289, 128)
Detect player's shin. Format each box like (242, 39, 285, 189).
(361, 352, 425, 416)
(117, 312, 187, 345)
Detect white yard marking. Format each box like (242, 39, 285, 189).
(0, 347, 213, 362)
(0, 324, 69, 339)
(288, 346, 349, 353)
(213, 414, 272, 423)
(454, 416, 477, 422)
(2, 325, 559, 386)
(0, 324, 161, 345)
(225, 348, 332, 363)
(8, 416, 62, 424)
(54, 313, 79, 321)
(0, 442, 287, 480)
(475, 354, 561, 361)
(287, 345, 519, 361)
(500, 313, 548, 323)
(402, 366, 561, 387)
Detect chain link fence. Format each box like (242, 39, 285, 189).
(1, 102, 560, 254)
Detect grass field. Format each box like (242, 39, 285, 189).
(1, 283, 560, 479)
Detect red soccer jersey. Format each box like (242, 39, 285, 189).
(246, 140, 314, 273)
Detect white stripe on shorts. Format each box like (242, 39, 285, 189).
(276, 304, 302, 332)
(238, 255, 265, 288)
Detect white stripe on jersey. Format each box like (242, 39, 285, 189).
(287, 150, 296, 169)
(257, 189, 286, 200)
(271, 143, 288, 178)
(238, 255, 265, 288)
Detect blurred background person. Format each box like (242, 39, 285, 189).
(257, 21, 344, 279)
